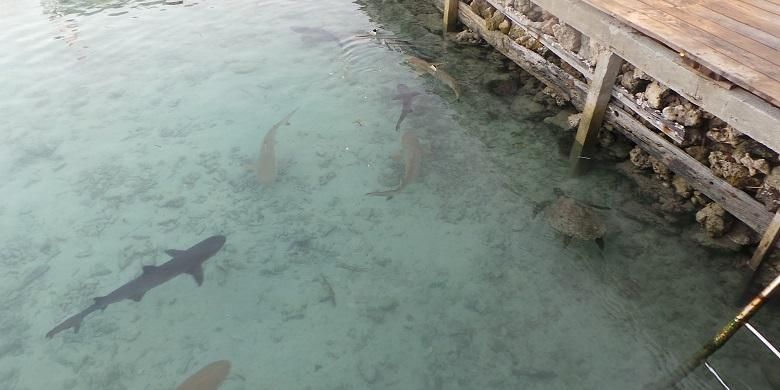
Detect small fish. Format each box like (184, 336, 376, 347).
(367, 131, 423, 199)
(176, 360, 231, 390)
(393, 84, 420, 132)
(405, 56, 461, 100)
(255, 108, 298, 185)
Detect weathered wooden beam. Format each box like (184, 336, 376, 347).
(748, 211, 780, 270)
(570, 50, 623, 174)
(443, 0, 459, 32)
(530, 0, 780, 154)
(483, 0, 594, 79)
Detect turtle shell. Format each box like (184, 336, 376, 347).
(544, 196, 606, 240)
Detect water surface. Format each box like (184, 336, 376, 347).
(1, 0, 778, 389)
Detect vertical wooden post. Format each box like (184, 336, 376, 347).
(570, 50, 624, 174)
(443, 0, 459, 32)
(739, 210, 780, 302)
(748, 210, 780, 270)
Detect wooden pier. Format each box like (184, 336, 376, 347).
(436, 0, 780, 253)
(436, 1, 780, 383)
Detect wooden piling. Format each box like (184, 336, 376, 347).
(739, 210, 780, 303)
(569, 50, 623, 174)
(443, 0, 459, 32)
(748, 210, 780, 271)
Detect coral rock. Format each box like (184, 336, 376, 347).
(552, 23, 581, 52)
(765, 166, 780, 189)
(672, 175, 692, 198)
(644, 81, 669, 109)
(695, 202, 734, 238)
(662, 103, 703, 127)
(708, 151, 752, 187)
(454, 30, 481, 45)
(706, 125, 742, 146)
(540, 18, 557, 36)
(567, 113, 582, 129)
(735, 152, 770, 176)
(486, 10, 505, 30)
(629, 146, 652, 169)
(685, 145, 709, 164)
(650, 157, 672, 181)
(757, 184, 780, 212)
(498, 19, 511, 34)
(725, 221, 758, 246)
(470, 0, 487, 15)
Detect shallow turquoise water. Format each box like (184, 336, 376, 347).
(1, 0, 778, 389)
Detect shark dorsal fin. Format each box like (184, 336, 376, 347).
(165, 249, 187, 257)
(188, 265, 204, 286)
(142, 265, 158, 274)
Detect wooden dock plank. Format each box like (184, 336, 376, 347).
(584, 0, 780, 106)
(644, 0, 780, 68)
(589, 0, 780, 76)
(662, 0, 780, 52)
(705, 0, 780, 37)
(654, 0, 780, 56)
(736, 0, 780, 16)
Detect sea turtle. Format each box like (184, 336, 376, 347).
(534, 188, 607, 250)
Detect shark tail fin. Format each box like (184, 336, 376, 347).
(188, 265, 205, 286)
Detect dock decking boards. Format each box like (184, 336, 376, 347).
(582, 0, 780, 107)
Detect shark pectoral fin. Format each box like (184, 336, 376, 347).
(165, 249, 187, 257)
(129, 292, 145, 302)
(189, 265, 205, 286)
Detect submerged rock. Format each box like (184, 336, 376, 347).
(543, 109, 577, 130)
(629, 146, 652, 169)
(689, 229, 743, 252)
(567, 113, 582, 129)
(695, 202, 733, 238)
(486, 78, 519, 97)
(671, 175, 692, 198)
(454, 30, 481, 45)
(724, 221, 758, 246)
